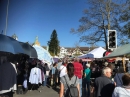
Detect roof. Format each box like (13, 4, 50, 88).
(41, 46, 105, 54)
(65, 47, 97, 50)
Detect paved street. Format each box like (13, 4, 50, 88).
(14, 86, 59, 97)
(13, 86, 94, 97)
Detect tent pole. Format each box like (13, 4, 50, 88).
(122, 55, 126, 72)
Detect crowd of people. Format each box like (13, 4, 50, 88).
(1, 54, 130, 97)
(50, 58, 130, 97)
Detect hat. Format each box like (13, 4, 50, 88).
(86, 64, 90, 68)
(104, 62, 108, 66)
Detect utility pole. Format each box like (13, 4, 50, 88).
(4, 0, 9, 35)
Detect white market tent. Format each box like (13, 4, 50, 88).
(87, 47, 106, 58)
(78, 47, 106, 58)
(78, 54, 87, 58)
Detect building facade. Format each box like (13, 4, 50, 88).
(58, 46, 97, 58)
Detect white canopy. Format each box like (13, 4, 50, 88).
(78, 47, 106, 58)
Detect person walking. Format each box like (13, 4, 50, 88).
(52, 62, 58, 88)
(84, 64, 91, 97)
(94, 67, 115, 97)
(59, 63, 80, 97)
(44, 63, 50, 87)
(73, 58, 83, 97)
(114, 67, 125, 87)
(57, 59, 62, 85)
(59, 62, 67, 78)
(112, 73, 130, 97)
(62, 60, 68, 67)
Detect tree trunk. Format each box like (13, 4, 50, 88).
(104, 28, 108, 50)
(100, 3, 108, 50)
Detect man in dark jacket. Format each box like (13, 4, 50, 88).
(0, 61, 17, 95)
(94, 67, 115, 97)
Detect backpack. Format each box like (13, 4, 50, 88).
(55, 67, 59, 76)
(64, 76, 79, 97)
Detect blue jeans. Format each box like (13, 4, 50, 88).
(79, 78, 82, 97)
(43, 75, 48, 86)
(84, 80, 90, 97)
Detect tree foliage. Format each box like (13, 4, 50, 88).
(119, 0, 130, 38)
(71, 0, 128, 50)
(48, 30, 60, 56)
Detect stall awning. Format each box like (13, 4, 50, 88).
(104, 44, 130, 58)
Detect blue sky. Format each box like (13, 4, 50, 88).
(0, 0, 101, 47)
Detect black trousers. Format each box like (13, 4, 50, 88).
(53, 74, 58, 87)
(0, 91, 13, 97)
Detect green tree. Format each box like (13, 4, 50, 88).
(48, 30, 60, 56)
(71, 0, 128, 50)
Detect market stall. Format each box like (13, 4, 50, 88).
(103, 44, 130, 72)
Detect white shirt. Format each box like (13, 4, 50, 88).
(112, 87, 130, 97)
(59, 65, 67, 77)
(57, 62, 62, 70)
(29, 67, 42, 84)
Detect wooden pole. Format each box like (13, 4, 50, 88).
(122, 55, 126, 72)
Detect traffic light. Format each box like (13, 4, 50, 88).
(108, 30, 117, 49)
